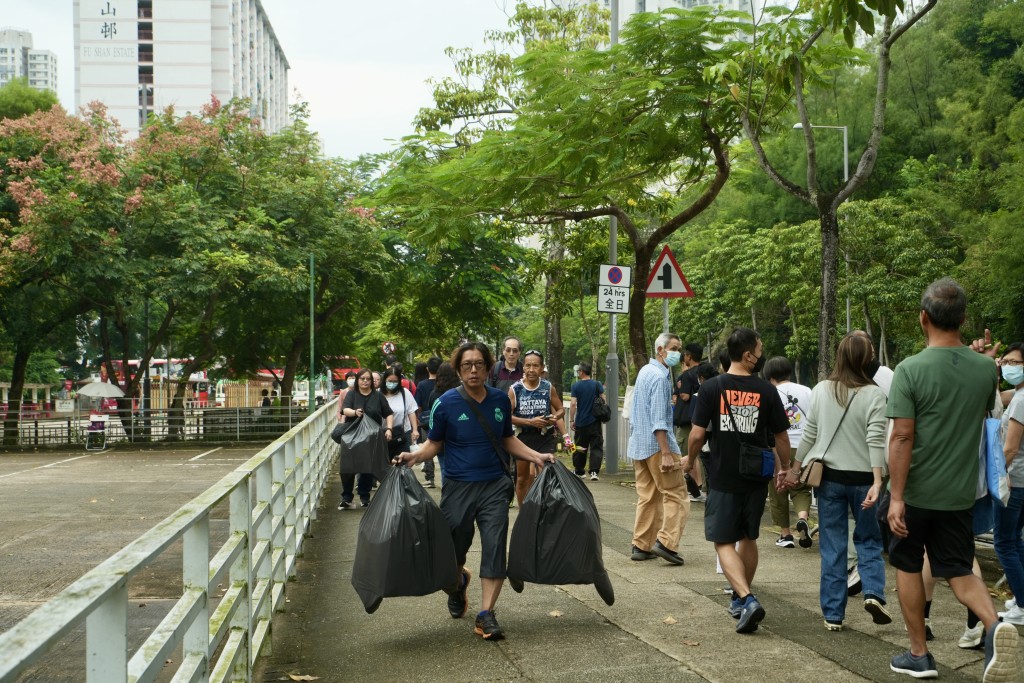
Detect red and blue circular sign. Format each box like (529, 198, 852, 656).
(607, 267, 623, 285)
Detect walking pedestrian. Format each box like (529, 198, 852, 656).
(993, 342, 1024, 626)
(688, 327, 790, 634)
(487, 336, 524, 393)
(393, 341, 555, 641)
(627, 333, 689, 567)
(569, 362, 605, 480)
(509, 350, 564, 504)
(339, 368, 394, 509)
(764, 356, 814, 549)
(885, 277, 1018, 681)
(782, 334, 890, 631)
(381, 366, 419, 464)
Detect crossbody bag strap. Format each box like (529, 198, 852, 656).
(818, 390, 857, 466)
(721, 379, 750, 445)
(456, 386, 512, 476)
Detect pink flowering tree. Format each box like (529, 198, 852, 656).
(0, 103, 127, 443)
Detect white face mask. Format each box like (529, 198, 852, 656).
(346, 378, 355, 388)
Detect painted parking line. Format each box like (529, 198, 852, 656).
(187, 447, 223, 462)
(0, 452, 103, 480)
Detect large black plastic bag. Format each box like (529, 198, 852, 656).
(507, 460, 614, 605)
(350, 465, 459, 614)
(337, 415, 389, 480)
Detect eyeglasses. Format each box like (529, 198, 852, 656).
(1002, 359, 1024, 367)
(460, 361, 487, 371)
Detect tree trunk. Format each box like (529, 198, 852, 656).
(2, 346, 31, 446)
(281, 340, 303, 402)
(818, 207, 841, 379)
(628, 244, 654, 378)
(577, 284, 600, 371)
(544, 227, 565, 394)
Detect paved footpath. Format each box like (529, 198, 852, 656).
(256, 458, 1023, 683)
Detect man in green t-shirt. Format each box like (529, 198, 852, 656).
(885, 277, 1017, 681)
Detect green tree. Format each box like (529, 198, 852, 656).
(0, 78, 57, 121)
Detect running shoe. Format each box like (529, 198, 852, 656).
(688, 493, 707, 502)
(776, 535, 796, 548)
(590, 472, 599, 481)
(337, 500, 352, 510)
(959, 623, 984, 649)
(729, 597, 743, 619)
(447, 568, 471, 619)
(424, 480, 435, 488)
(997, 605, 1024, 626)
(474, 610, 505, 641)
(824, 620, 844, 631)
(736, 597, 765, 634)
(890, 651, 938, 679)
(796, 519, 813, 548)
(983, 621, 1020, 683)
(864, 596, 892, 625)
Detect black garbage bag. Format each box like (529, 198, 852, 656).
(350, 465, 459, 614)
(337, 415, 389, 480)
(507, 460, 614, 605)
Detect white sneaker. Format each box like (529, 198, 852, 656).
(958, 623, 984, 649)
(590, 472, 599, 481)
(998, 604, 1024, 625)
(1005, 597, 1018, 611)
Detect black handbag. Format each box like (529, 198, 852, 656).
(592, 394, 611, 423)
(722, 382, 773, 481)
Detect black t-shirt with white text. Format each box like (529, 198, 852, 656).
(691, 374, 789, 493)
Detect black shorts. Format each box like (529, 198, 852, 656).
(518, 430, 557, 454)
(704, 486, 767, 544)
(888, 504, 975, 578)
(440, 476, 515, 579)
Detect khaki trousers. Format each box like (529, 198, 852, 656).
(632, 455, 690, 553)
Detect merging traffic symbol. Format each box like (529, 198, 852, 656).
(645, 245, 694, 298)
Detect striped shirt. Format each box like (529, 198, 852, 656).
(627, 358, 680, 461)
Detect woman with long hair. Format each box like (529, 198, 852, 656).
(508, 350, 564, 504)
(338, 368, 394, 509)
(783, 332, 890, 631)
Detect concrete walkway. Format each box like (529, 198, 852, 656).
(256, 458, 1022, 683)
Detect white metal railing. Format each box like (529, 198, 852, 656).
(0, 400, 339, 683)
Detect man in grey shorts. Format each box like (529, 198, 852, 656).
(395, 341, 554, 641)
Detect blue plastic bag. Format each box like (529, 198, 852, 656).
(984, 417, 1010, 507)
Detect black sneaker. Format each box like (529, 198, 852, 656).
(847, 567, 862, 596)
(447, 568, 471, 619)
(360, 499, 370, 508)
(631, 545, 656, 561)
(983, 621, 1020, 683)
(651, 540, 684, 566)
(890, 650, 937, 678)
(474, 609, 504, 640)
(796, 519, 812, 548)
(337, 500, 352, 510)
(864, 596, 893, 625)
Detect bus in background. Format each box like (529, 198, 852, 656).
(328, 356, 361, 395)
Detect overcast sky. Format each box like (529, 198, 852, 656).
(0, 0, 527, 158)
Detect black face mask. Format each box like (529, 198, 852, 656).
(865, 358, 881, 378)
(751, 352, 766, 375)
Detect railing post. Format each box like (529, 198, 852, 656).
(284, 436, 298, 578)
(229, 481, 253, 680)
(255, 461, 273, 656)
(236, 408, 240, 442)
(183, 516, 210, 679)
(67, 419, 72, 445)
(34, 419, 38, 446)
(86, 585, 128, 683)
(271, 447, 286, 593)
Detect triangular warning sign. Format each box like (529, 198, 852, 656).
(645, 245, 694, 298)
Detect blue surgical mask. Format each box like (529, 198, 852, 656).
(1003, 365, 1024, 387)
(665, 350, 681, 367)
(386, 381, 399, 391)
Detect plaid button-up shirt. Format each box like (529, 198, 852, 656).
(627, 358, 681, 461)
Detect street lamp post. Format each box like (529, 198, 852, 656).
(605, 0, 621, 474)
(793, 122, 851, 332)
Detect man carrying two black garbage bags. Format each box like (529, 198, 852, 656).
(393, 341, 555, 641)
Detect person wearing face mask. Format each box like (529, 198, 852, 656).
(381, 366, 419, 464)
(625, 332, 689, 567)
(688, 327, 791, 634)
(993, 343, 1024, 626)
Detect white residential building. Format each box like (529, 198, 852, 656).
(0, 28, 58, 93)
(73, 0, 289, 138)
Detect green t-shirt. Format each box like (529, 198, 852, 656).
(887, 346, 998, 511)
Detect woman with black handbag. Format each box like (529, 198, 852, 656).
(783, 333, 889, 631)
(382, 366, 420, 469)
(339, 368, 394, 509)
